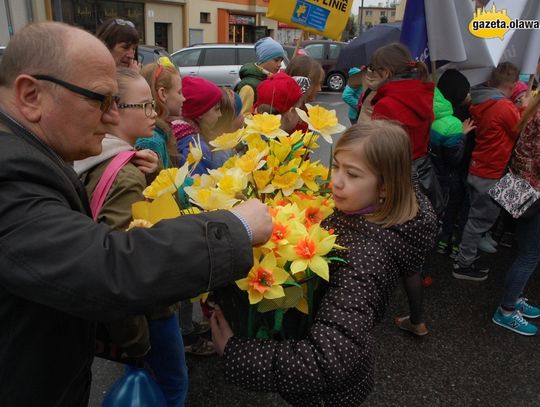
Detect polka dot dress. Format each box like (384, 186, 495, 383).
(223, 191, 438, 406)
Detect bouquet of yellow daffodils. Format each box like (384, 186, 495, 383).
(130, 104, 346, 339)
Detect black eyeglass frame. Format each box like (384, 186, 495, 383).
(31, 74, 120, 112)
(117, 101, 156, 117)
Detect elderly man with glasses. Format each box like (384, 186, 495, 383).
(0, 22, 272, 407)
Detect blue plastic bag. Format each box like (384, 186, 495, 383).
(102, 368, 167, 407)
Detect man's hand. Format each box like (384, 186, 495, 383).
(132, 149, 159, 174)
(210, 306, 234, 356)
(231, 199, 272, 245)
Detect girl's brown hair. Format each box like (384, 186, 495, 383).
(371, 42, 429, 83)
(335, 120, 418, 227)
(96, 18, 139, 50)
(140, 62, 181, 166)
(285, 55, 325, 103)
(212, 87, 237, 136)
(116, 67, 141, 101)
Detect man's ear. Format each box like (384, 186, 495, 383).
(14, 75, 44, 123)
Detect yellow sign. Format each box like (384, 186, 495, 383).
(267, 0, 353, 41)
(469, 4, 511, 39)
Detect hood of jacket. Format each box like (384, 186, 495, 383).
(373, 79, 435, 123)
(73, 134, 132, 175)
(238, 62, 269, 82)
(470, 84, 506, 105)
(433, 87, 454, 120)
(329, 189, 437, 277)
(431, 87, 463, 137)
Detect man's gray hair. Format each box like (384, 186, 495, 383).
(0, 22, 71, 87)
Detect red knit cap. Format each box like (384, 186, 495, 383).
(181, 76, 222, 120)
(255, 72, 303, 114)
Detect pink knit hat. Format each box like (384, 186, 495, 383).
(511, 81, 528, 104)
(255, 72, 303, 114)
(181, 76, 222, 120)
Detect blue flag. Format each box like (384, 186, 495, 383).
(400, 0, 431, 66)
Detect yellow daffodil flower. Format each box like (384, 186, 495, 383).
(253, 168, 273, 192)
(280, 224, 338, 281)
(244, 133, 268, 152)
(215, 168, 248, 196)
(299, 160, 329, 192)
(295, 104, 346, 144)
(143, 168, 178, 199)
(269, 139, 291, 164)
(244, 112, 289, 139)
(271, 160, 304, 196)
(187, 135, 203, 165)
(184, 186, 239, 210)
(236, 252, 291, 304)
(236, 148, 268, 173)
(209, 128, 246, 151)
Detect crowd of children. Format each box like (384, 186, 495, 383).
(86, 17, 540, 406)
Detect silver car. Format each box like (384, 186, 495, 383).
(171, 44, 256, 88)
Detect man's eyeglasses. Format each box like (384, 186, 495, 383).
(117, 101, 156, 117)
(114, 18, 135, 28)
(32, 74, 120, 112)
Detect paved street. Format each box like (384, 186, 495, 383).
(89, 93, 540, 407)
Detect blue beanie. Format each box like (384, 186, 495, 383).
(255, 37, 285, 63)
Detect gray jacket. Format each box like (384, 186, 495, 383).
(0, 111, 252, 407)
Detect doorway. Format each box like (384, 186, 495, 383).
(154, 22, 170, 50)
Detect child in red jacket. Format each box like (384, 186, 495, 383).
(453, 62, 528, 281)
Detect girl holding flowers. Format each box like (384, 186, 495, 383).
(210, 120, 438, 406)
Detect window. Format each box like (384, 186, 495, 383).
(365, 10, 373, 16)
(380, 11, 386, 16)
(329, 44, 341, 60)
(172, 49, 202, 67)
(391, 11, 396, 17)
(202, 48, 236, 66)
(238, 48, 257, 65)
(200, 12, 211, 23)
(304, 44, 324, 60)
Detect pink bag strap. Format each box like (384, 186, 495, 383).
(90, 150, 137, 220)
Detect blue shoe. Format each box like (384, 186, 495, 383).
(492, 308, 538, 336)
(478, 237, 497, 253)
(516, 298, 540, 319)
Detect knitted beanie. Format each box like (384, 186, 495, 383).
(511, 81, 528, 104)
(255, 72, 303, 114)
(437, 69, 470, 107)
(181, 76, 222, 120)
(255, 37, 286, 63)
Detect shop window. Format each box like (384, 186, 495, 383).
(200, 12, 211, 24)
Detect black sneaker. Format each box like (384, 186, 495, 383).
(452, 263, 489, 281)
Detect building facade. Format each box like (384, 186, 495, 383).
(1, 0, 279, 52)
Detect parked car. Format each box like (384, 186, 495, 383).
(171, 43, 290, 88)
(171, 43, 256, 88)
(283, 44, 307, 61)
(299, 40, 347, 91)
(137, 44, 174, 66)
